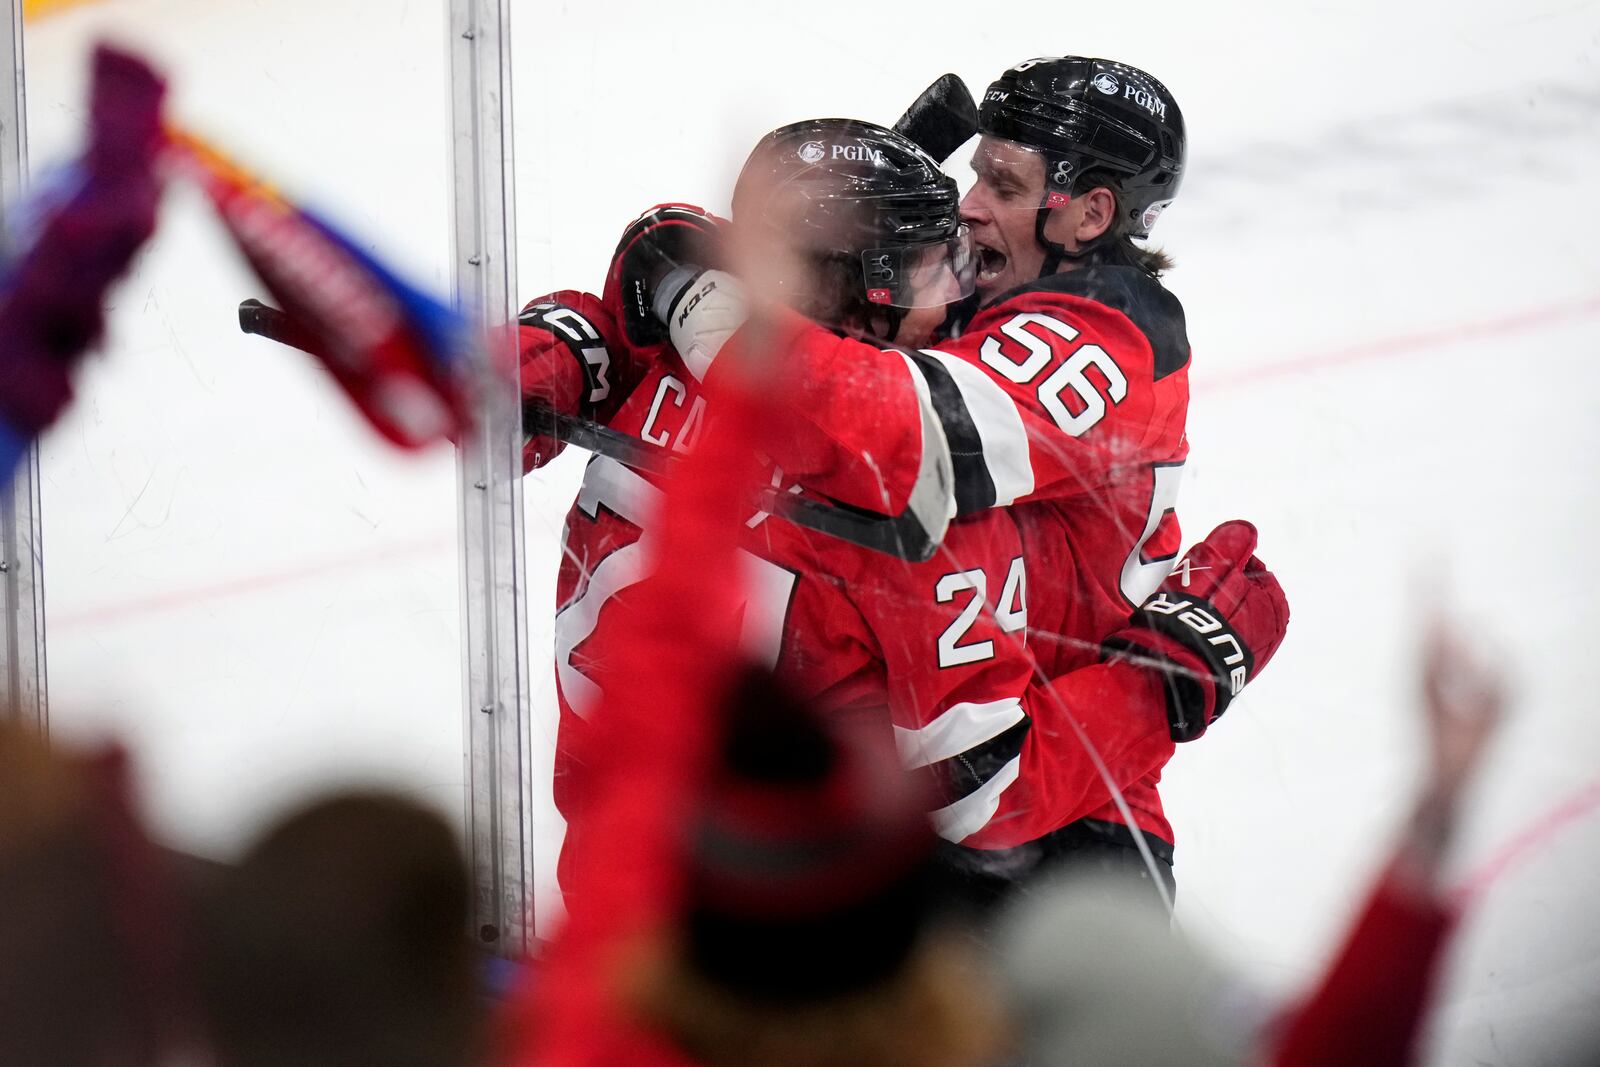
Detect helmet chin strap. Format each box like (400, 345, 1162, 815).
(881, 304, 909, 343)
(1033, 202, 1102, 278)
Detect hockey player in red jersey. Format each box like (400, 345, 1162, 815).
(518, 156, 1062, 894)
(694, 58, 1192, 674)
(516, 179, 1046, 892)
(945, 56, 1200, 889)
(957, 57, 1192, 674)
(649, 60, 1200, 892)
(524, 101, 1280, 906)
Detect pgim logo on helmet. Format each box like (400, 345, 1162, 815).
(797, 140, 886, 165)
(1090, 72, 1120, 95)
(830, 142, 887, 164)
(1121, 81, 1168, 120)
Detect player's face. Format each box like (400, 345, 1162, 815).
(855, 228, 973, 345)
(890, 303, 947, 348)
(879, 243, 964, 347)
(961, 137, 1049, 304)
(902, 239, 969, 307)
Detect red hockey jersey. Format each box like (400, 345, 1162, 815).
(715, 265, 1192, 842)
(519, 281, 1185, 881)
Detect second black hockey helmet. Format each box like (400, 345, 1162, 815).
(732, 118, 974, 309)
(978, 56, 1185, 239)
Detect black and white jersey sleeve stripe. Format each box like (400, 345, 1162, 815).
(893, 351, 958, 550)
(894, 696, 1030, 843)
(908, 349, 1035, 513)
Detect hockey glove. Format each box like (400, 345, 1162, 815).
(1102, 520, 1289, 742)
(516, 292, 618, 472)
(602, 203, 728, 350)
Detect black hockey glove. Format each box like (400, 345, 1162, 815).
(603, 203, 726, 348)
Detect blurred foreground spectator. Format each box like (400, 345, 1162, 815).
(618, 669, 1004, 1067)
(996, 624, 1507, 1067)
(0, 713, 483, 1067)
(199, 792, 482, 1067)
(0, 722, 195, 1066)
(499, 327, 1003, 1067)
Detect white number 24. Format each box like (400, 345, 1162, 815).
(935, 556, 1027, 668)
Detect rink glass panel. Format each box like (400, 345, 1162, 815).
(31, 2, 464, 858)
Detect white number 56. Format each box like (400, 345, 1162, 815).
(979, 312, 1128, 437)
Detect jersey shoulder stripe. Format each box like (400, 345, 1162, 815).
(914, 349, 1035, 510)
(905, 349, 997, 512)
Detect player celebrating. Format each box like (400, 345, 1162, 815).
(957, 56, 1199, 888)
(524, 102, 1277, 906)
(657, 58, 1200, 890)
(523, 127, 1047, 893)
(960, 56, 1191, 674)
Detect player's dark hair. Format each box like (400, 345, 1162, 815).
(1071, 171, 1175, 277)
(799, 250, 907, 340)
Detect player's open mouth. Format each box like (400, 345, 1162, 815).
(976, 245, 1007, 284)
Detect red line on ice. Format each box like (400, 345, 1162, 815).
(49, 531, 455, 629)
(1197, 292, 1600, 392)
(1454, 777, 1600, 908)
(47, 293, 1600, 626)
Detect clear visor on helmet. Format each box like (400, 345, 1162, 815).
(860, 226, 976, 309)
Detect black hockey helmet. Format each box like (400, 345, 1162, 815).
(732, 118, 974, 312)
(979, 56, 1185, 246)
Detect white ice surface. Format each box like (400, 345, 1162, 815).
(26, 1, 1600, 1063)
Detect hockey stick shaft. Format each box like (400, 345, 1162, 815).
(530, 401, 934, 558)
(237, 299, 940, 560)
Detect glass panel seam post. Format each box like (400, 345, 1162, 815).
(449, 0, 533, 956)
(0, 0, 46, 735)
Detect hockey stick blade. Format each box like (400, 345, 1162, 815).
(892, 73, 978, 163)
(236, 297, 941, 560)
